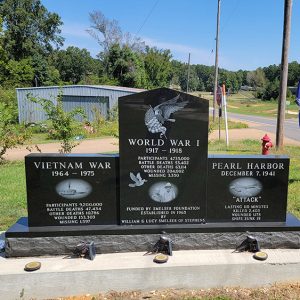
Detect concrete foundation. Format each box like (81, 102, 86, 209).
(0, 249, 300, 300)
(5, 215, 300, 257)
(5, 231, 300, 257)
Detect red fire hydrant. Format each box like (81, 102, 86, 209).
(261, 134, 273, 155)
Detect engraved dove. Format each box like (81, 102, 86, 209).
(129, 172, 147, 187)
(144, 95, 188, 138)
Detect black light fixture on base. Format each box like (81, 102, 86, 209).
(73, 241, 96, 260)
(147, 231, 173, 257)
(234, 235, 261, 253)
(234, 235, 268, 261)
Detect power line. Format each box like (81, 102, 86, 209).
(219, 0, 240, 34)
(136, 0, 160, 35)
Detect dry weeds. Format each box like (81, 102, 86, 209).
(56, 282, 300, 300)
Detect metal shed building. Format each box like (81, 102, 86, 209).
(16, 85, 145, 124)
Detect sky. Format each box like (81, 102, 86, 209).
(41, 0, 300, 71)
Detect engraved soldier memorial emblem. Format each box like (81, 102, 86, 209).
(149, 182, 178, 203)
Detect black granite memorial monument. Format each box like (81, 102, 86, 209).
(25, 154, 119, 227)
(4, 88, 300, 257)
(207, 155, 289, 223)
(118, 88, 208, 225)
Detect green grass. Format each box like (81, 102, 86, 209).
(209, 117, 248, 130)
(0, 161, 27, 230)
(28, 119, 244, 145)
(86, 120, 119, 139)
(27, 121, 119, 145)
(194, 91, 299, 119)
(28, 118, 245, 145)
(0, 140, 299, 231)
(209, 139, 300, 219)
(29, 133, 60, 144)
(208, 139, 261, 154)
(227, 98, 298, 119)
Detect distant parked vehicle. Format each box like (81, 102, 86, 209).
(240, 85, 255, 91)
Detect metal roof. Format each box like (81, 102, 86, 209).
(16, 84, 146, 93)
(16, 84, 146, 124)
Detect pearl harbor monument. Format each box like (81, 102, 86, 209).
(207, 155, 290, 223)
(5, 88, 300, 257)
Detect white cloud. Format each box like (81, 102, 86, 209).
(143, 37, 236, 70)
(60, 25, 238, 69)
(60, 22, 100, 57)
(61, 40, 100, 57)
(143, 37, 215, 65)
(62, 23, 91, 39)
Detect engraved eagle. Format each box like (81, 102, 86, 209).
(144, 95, 188, 138)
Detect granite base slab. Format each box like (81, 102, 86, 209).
(5, 215, 300, 257)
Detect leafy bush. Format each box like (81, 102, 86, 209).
(3, 59, 35, 87)
(108, 105, 118, 121)
(0, 88, 18, 122)
(100, 121, 119, 138)
(27, 122, 49, 134)
(91, 106, 106, 130)
(0, 102, 31, 162)
(89, 106, 119, 138)
(29, 93, 86, 153)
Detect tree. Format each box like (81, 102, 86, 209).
(195, 65, 215, 91)
(263, 64, 280, 82)
(0, 0, 64, 60)
(246, 68, 267, 89)
(0, 17, 8, 83)
(219, 71, 240, 93)
(179, 65, 200, 92)
(0, 102, 30, 162)
(87, 10, 145, 54)
(30, 94, 86, 153)
(287, 61, 300, 86)
(236, 69, 248, 87)
(51, 47, 96, 84)
(104, 44, 146, 88)
(170, 60, 183, 87)
(206, 74, 215, 92)
(260, 79, 280, 101)
(4, 58, 35, 87)
(143, 47, 172, 89)
(31, 54, 61, 86)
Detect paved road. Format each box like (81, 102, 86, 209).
(228, 112, 300, 143)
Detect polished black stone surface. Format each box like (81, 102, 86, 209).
(207, 155, 290, 223)
(25, 154, 119, 227)
(119, 88, 208, 225)
(5, 214, 300, 238)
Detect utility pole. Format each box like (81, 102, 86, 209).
(186, 53, 191, 93)
(276, 0, 293, 149)
(213, 0, 221, 122)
